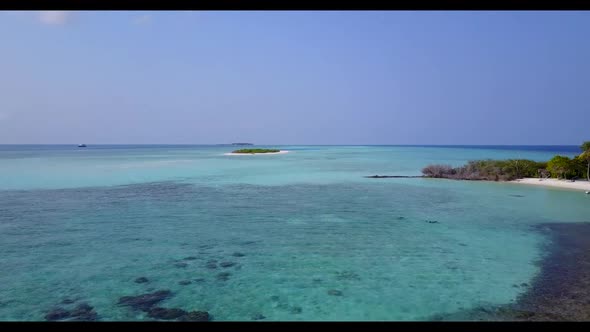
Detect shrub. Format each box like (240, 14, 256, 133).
(421, 164, 455, 178)
(422, 159, 547, 181)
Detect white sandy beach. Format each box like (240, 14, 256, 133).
(511, 178, 590, 192)
(223, 150, 290, 156)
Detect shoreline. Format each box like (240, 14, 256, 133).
(223, 150, 289, 156)
(365, 175, 590, 192)
(510, 178, 590, 192)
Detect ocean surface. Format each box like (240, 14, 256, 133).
(1, 145, 589, 321)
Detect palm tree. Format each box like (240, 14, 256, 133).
(510, 159, 521, 179)
(581, 141, 590, 182)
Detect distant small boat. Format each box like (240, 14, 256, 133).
(78, 144, 87, 148)
(586, 191, 590, 195)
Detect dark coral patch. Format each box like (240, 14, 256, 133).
(117, 290, 172, 311)
(147, 307, 187, 320)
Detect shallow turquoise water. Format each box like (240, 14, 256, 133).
(1, 145, 589, 321)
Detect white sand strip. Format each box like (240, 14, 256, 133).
(223, 150, 289, 156)
(510, 178, 590, 192)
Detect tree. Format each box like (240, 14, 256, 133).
(510, 159, 522, 179)
(581, 141, 590, 182)
(546, 155, 572, 179)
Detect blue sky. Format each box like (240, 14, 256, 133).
(0, 11, 588, 145)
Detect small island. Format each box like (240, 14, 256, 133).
(225, 148, 288, 156)
(366, 141, 590, 192)
(232, 149, 280, 154)
(419, 141, 590, 191)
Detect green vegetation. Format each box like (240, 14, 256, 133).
(546, 156, 573, 180)
(422, 159, 547, 181)
(231, 148, 280, 154)
(422, 141, 590, 181)
(580, 141, 590, 181)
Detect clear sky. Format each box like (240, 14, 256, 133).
(0, 11, 588, 145)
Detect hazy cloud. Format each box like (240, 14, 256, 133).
(38, 11, 71, 25)
(133, 14, 152, 26)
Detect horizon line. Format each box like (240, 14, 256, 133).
(0, 144, 582, 146)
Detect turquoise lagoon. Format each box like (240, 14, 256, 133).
(0, 145, 589, 321)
